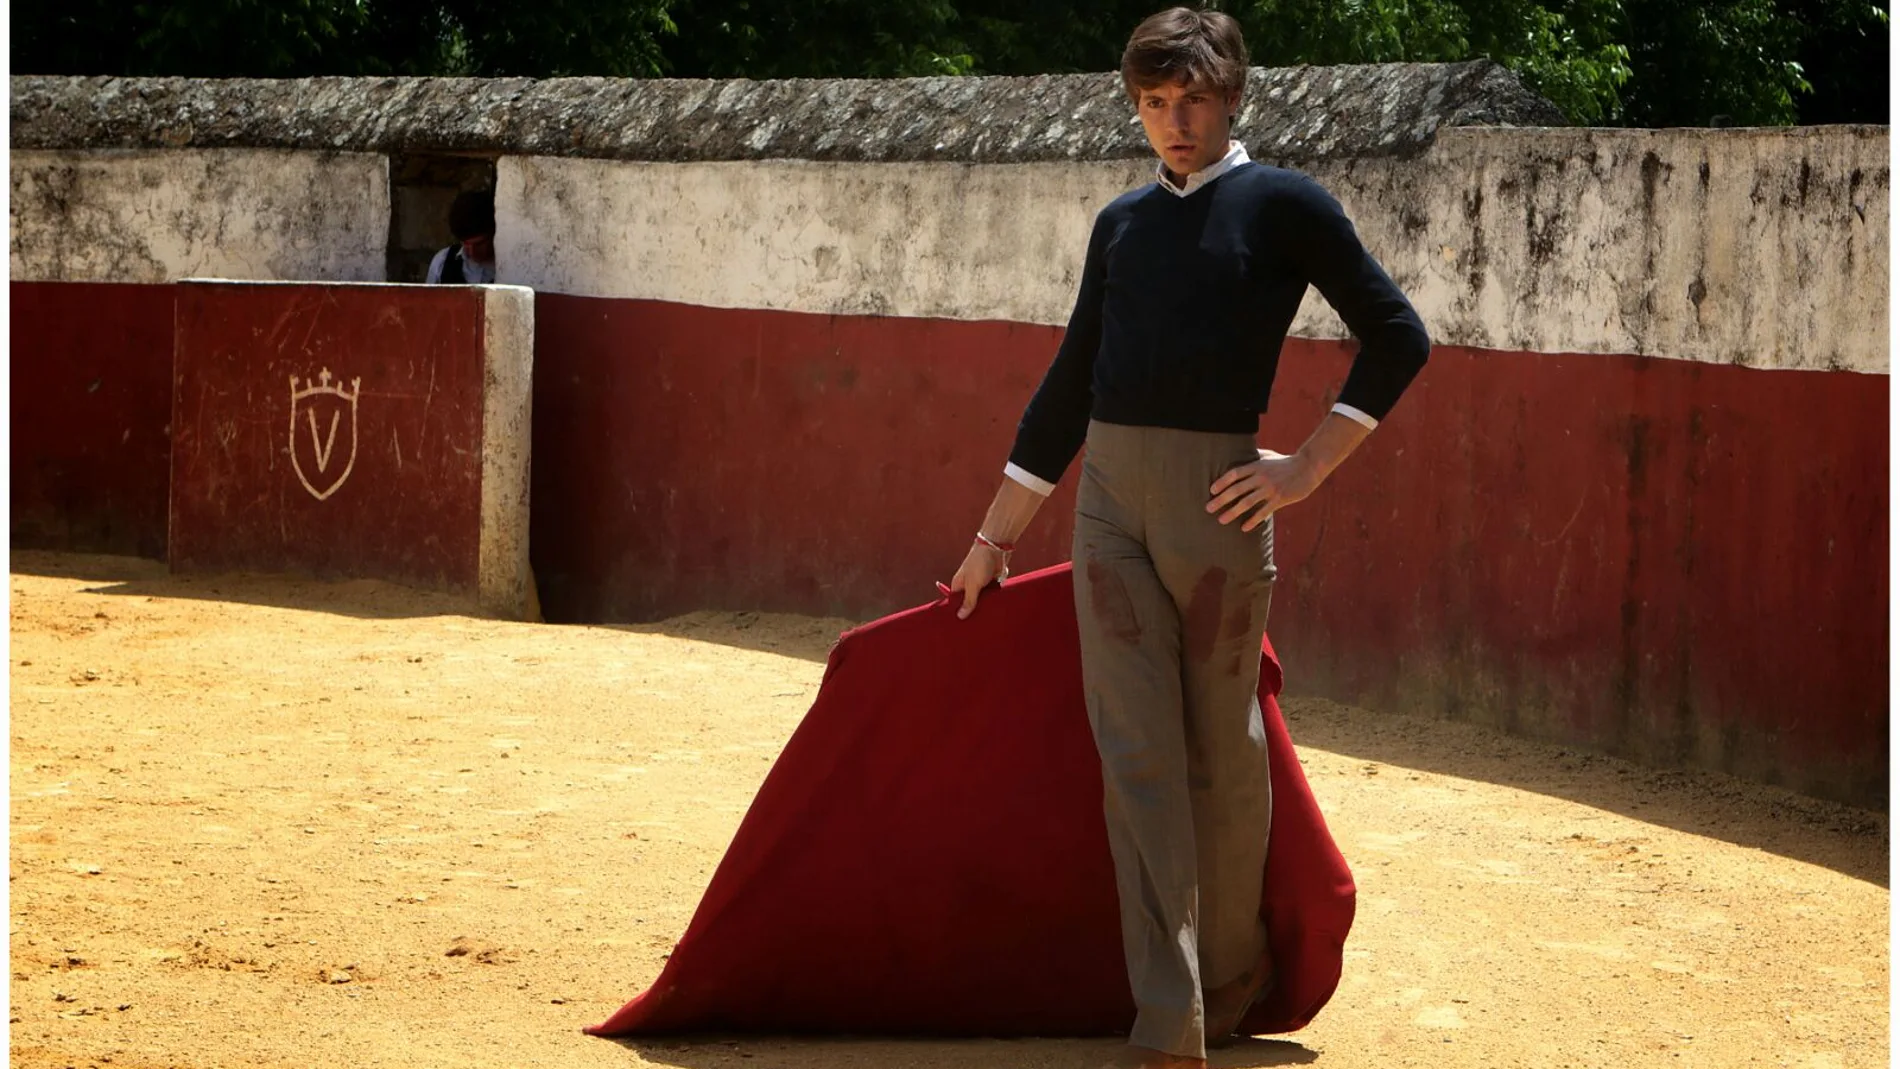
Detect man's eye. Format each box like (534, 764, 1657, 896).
(1185, 95, 1205, 105)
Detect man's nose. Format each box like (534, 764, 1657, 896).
(1168, 103, 1193, 130)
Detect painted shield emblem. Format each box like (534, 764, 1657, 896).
(289, 369, 361, 501)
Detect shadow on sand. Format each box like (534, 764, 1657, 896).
(598, 611, 857, 665)
(603, 1034, 1317, 1069)
(1279, 695, 1887, 888)
(619, 592, 1886, 888)
(17, 551, 1882, 886)
(10, 550, 484, 621)
(12, 553, 862, 656)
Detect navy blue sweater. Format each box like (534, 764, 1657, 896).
(1007, 162, 1430, 487)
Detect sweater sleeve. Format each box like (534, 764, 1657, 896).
(1004, 209, 1114, 490)
(1281, 176, 1430, 422)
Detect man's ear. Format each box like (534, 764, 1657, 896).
(1226, 88, 1243, 120)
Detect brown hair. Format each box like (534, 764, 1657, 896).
(1120, 7, 1249, 103)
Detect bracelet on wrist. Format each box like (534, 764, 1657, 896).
(974, 532, 1015, 555)
(973, 531, 1013, 584)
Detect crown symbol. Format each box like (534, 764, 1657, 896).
(290, 368, 361, 401)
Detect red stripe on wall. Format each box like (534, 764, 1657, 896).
(531, 295, 1080, 623)
(532, 297, 1887, 806)
(10, 281, 175, 557)
(15, 284, 1879, 804)
(1262, 339, 1888, 806)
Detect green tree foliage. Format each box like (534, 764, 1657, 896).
(12, 0, 365, 77)
(8, 0, 1887, 126)
(1225, 0, 1632, 124)
(437, 0, 677, 77)
(663, 0, 976, 77)
(1783, 0, 1890, 124)
(1620, 0, 1810, 125)
(11, 0, 675, 79)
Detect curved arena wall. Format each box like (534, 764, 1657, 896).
(7, 79, 1886, 805)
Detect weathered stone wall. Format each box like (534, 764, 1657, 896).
(1364, 126, 1888, 373)
(500, 124, 1888, 373)
(500, 157, 1148, 323)
(10, 63, 1561, 163)
(9, 149, 388, 283)
(9, 63, 1560, 289)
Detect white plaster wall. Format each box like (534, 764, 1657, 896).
(500, 125, 1887, 373)
(499, 157, 1150, 326)
(10, 149, 389, 283)
(478, 284, 537, 622)
(1318, 126, 1890, 373)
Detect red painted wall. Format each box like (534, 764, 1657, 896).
(532, 298, 1887, 806)
(1259, 340, 1888, 806)
(170, 283, 489, 593)
(10, 282, 175, 558)
(14, 283, 1883, 803)
(531, 295, 1081, 622)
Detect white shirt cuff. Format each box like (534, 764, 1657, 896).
(1003, 462, 1056, 497)
(1331, 403, 1379, 431)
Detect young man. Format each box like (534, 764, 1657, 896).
(944, 8, 1430, 1069)
(425, 189, 498, 284)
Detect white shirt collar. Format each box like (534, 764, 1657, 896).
(1156, 141, 1250, 197)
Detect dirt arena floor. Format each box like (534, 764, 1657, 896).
(8, 551, 1889, 1069)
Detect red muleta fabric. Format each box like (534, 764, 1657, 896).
(587, 562, 1355, 1039)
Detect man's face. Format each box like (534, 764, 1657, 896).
(462, 234, 495, 265)
(1135, 80, 1239, 179)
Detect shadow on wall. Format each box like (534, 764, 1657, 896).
(600, 1036, 1317, 1069)
(1280, 695, 1888, 889)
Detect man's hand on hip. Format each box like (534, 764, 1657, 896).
(1207, 449, 1316, 531)
(1207, 409, 1377, 530)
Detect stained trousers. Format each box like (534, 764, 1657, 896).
(1071, 420, 1277, 1060)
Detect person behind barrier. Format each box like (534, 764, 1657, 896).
(425, 189, 497, 284)
(941, 8, 1430, 1069)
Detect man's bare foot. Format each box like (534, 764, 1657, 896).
(1098, 1044, 1207, 1069)
(1203, 947, 1275, 1048)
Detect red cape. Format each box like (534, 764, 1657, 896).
(587, 562, 1355, 1038)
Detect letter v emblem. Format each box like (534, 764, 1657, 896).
(307, 409, 341, 473)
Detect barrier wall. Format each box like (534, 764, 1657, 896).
(525, 296, 1886, 802)
(9, 147, 393, 556)
(530, 296, 1082, 621)
(505, 127, 1888, 806)
(7, 75, 1887, 805)
(10, 281, 175, 557)
(1257, 341, 1887, 800)
(169, 281, 535, 618)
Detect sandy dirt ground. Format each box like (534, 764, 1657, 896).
(8, 551, 1889, 1069)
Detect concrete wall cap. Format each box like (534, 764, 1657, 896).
(11, 62, 1566, 163)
